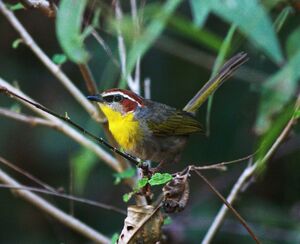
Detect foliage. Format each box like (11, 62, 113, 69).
(190, 0, 283, 63)
(1, 0, 300, 243)
(56, 0, 89, 63)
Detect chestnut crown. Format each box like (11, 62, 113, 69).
(88, 88, 145, 114)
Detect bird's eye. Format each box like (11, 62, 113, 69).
(114, 95, 123, 102)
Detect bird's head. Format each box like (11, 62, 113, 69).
(87, 88, 145, 116)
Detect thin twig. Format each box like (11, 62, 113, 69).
(192, 153, 254, 171)
(0, 1, 101, 122)
(0, 85, 140, 165)
(0, 156, 56, 193)
(0, 79, 122, 172)
(78, 64, 99, 95)
(0, 184, 126, 215)
(115, 0, 139, 94)
(144, 77, 151, 99)
(202, 99, 300, 243)
(0, 167, 110, 244)
(0, 108, 55, 127)
(130, 0, 141, 92)
(194, 170, 260, 244)
(91, 30, 120, 67)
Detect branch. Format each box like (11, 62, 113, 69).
(0, 156, 56, 193)
(144, 77, 151, 99)
(78, 64, 99, 95)
(202, 99, 300, 243)
(0, 1, 101, 122)
(0, 108, 55, 127)
(115, 0, 140, 94)
(130, 0, 141, 91)
(0, 78, 122, 172)
(194, 170, 260, 244)
(0, 166, 110, 244)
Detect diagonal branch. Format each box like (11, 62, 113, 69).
(202, 96, 300, 243)
(0, 108, 55, 127)
(0, 78, 122, 172)
(0, 1, 101, 122)
(0, 166, 110, 244)
(115, 0, 140, 94)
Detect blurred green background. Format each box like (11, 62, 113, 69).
(1, 0, 300, 243)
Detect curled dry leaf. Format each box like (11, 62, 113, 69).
(117, 205, 164, 244)
(162, 167, 191, 213)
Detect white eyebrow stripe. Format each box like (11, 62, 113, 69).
(102, 91, 142, 107)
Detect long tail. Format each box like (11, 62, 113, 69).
(183, 52, 248, 114)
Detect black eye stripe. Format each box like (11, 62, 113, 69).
(103, 95, 114, 103)
(102, 94, 123, 103)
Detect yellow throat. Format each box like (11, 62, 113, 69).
(99, 104, 142, 150)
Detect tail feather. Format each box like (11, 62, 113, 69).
(183, 52, 248, 114)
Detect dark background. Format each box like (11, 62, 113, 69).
(1, 1, 300, 243)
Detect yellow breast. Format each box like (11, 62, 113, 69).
(99, 104, 143, 151)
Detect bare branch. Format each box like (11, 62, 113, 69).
(0, 1, 101, 122)
(144, 77, 151, 99)
(0, 108, 55, 127)
(78, 64, 99, 95)
(202, 100, 299, 243)
(192, 153, 254, 171)
(115, 0, 140, 94)
(0, 184, 126, 215)
(194, 169, 260, 244)
(0, 79, 122, 172)
(0, 166, 110, 243)
(0, 156, 56, 193)
(130, 0, 141, 92)
(91, 29, 120, 67)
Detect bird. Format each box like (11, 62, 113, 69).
(87, 52, 248, 166)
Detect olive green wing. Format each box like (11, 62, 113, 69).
(147, 110, 202, 137)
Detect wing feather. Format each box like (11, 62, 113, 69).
(147, 109, 202, 136)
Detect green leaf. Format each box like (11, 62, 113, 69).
(113, 168, 136, 185)
(273, 6, 293, 33)
(92, 8, 101, 29)
(148, 173, 173, 186)
(126, 0, 183, 74)
(8, 3, 24, 11)
(255, 49, 300, 134)
(12, 39, 22, 49)
(200, 0, 283, 64)
(189, 0, 210, 27)
(10, 103, 21, 113)
(163, 216, 172, 225)
(168, 15, 222, 52)
(52, 54, 67, 65)
(286, 26, 300, 59)
(71, 148, 97, 193)
(294, 109, 300, 119)
(56, 0, 89, 63)
(110, 233, 119, 244)
(123, 192, 134, 202)
(136, 177, 149, 189)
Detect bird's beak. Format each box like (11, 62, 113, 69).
(87, 94, 104, 103)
